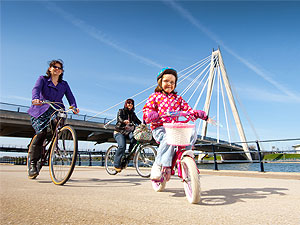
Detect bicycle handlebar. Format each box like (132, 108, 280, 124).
(33, 101, 78, 114)
(161, 111, 195, 123)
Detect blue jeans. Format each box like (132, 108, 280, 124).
(152, 126, 197, 167)
(113, 132, 136, 168)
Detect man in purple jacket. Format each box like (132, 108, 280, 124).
(27, 59, 79, 178)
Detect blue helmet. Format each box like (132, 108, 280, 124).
(157, 67, 177, 81)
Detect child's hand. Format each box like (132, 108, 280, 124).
(194, 110, 207, 120)
(148, 111, 159, 122)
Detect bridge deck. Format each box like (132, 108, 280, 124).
(1, 165, 299, 224)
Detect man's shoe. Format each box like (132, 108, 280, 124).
(114, 167, 122, 173)
(150, 164, 162, 180)
(28, 162, 39, 179)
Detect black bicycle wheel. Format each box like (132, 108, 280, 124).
(105, 145, 118, 175)
(49, 125, 78, 185)
(134, 145, 157, 178)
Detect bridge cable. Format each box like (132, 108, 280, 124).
(102, 55, 212, 126)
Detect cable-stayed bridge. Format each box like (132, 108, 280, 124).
(0, 49, 255, 161)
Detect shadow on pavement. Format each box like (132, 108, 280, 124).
(199, 187, 288, 206)
(59, 176, 149, 188)
(162, 187, 288, 206)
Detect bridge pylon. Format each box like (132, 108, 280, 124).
(201, 48, 252, 161)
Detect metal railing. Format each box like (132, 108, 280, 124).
(197, 137, 300, 172)
(0, 102, 116, 125)
(0, 151, 107, 166)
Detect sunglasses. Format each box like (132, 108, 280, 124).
(127, 102, 133, 105)
(52, 65, 63, 70)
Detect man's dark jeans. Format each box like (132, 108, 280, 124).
(113, 132, 137, 168)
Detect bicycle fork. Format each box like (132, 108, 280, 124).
(175, 149, 200, 181)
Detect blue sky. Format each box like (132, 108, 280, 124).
(1, 0, 300, 150)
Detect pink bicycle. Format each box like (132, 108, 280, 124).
(151, 111, 201, 204)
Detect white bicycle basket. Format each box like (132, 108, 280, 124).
(163, 123, 195, 146)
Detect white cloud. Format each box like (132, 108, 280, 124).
(164, 0, 300, 102)
(44, 2, 162, 69)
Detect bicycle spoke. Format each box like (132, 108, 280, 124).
(135, 145, 157, 178)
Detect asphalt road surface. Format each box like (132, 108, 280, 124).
(1, 165, 300, 225)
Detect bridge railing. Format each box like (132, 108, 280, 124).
(196, 137, 300, 172)
(0, 102, 116, 125)
(0, 150, 107, 166)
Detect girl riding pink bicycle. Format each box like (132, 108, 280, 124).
(143, 67, 215, 203)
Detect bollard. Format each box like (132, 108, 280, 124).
(212, 144, 218, 171)
(101, 151, 105, 166)
(256, 141, 265, 172)
(78, 153, 81, 166)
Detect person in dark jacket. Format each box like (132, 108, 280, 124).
(114, 98, 141, 172)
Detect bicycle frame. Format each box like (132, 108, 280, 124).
(30, 101, 75, 170)
(171, 147, 200, 180)
(39, 117, 64, 168)
(120, 142, 142, 167)
(151, 111, 201, 204)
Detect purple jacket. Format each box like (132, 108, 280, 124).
(27, 76, 77, 118)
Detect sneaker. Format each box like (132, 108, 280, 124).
(163, 167, 171, 182)
(114, 167, 122, 173)
(150, 164, 162, 180)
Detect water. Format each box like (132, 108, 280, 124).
(78, 160, 300, 173)
(197, 162, 300, 173)
(1, 155, 299, 173)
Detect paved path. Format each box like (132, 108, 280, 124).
(1, 165, 300, 225)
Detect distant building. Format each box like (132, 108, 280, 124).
(292, 144, 300, 153)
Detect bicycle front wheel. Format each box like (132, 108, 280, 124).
(134, 145, 157, 178)
(49, 125, 78, 185)
(105, 145, 118, 175)
(181, 156, 201, 204)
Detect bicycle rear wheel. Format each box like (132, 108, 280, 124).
(49, 125, 78, 185)
(134, 145, 157, 178)
(181, 156, 201, 204)
(105, 145, 118, 175)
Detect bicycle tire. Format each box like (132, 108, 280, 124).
(49, 125, 78, 185)
(105, 145, 118, 175)
(134, 145, 157, 178)
(181, 156, 201, 204)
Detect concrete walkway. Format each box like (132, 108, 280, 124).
(1, 165, 299, 225)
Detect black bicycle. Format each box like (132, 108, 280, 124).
(105, 141, 156, 178)
(27, 101, 78, 185)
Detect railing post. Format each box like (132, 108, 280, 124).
(256, 140, 265, 172)
(89, 152, 92, 166)
(101, 151, 105, 166)
(78, 153, 81, 166)
(212, 144, 218, 171)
